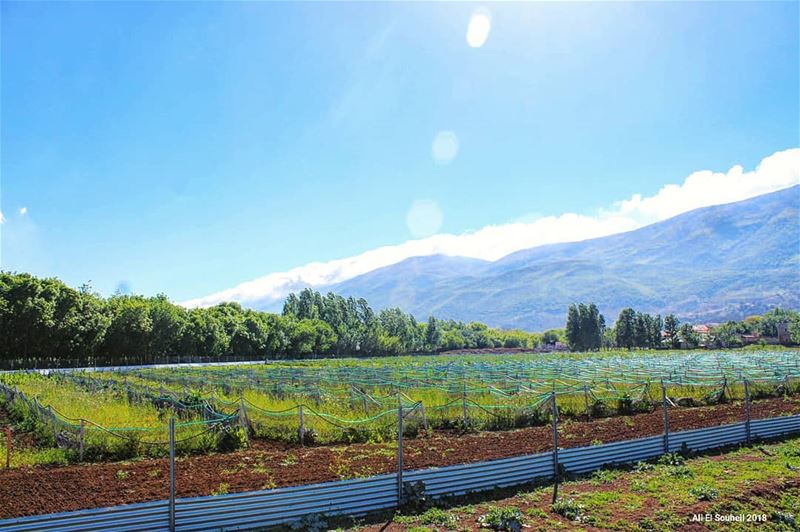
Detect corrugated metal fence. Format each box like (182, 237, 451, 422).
(1, 414, 798, 532)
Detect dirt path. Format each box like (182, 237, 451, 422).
(0, 397, 798, 519)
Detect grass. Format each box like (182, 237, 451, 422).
(0, 372, 234, 462)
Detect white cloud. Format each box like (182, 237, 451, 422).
(0, 211, 5, 225)
(19, 207, 28, 216)
(181, 148, 800, 309)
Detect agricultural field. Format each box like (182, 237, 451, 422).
(1, 350, 799, 462)
(0, 349, 799, 520)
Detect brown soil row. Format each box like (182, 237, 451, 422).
(0, 397, 798, 519)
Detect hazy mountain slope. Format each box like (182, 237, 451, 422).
(329, 186, 800, 329)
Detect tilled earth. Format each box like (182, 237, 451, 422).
(0, 397, 798, 519)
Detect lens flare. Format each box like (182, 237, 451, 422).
(406, 199, 444, 238)
(466, 9, 491, 48)
(432, 130, 459, 164)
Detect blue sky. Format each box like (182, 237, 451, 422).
(1, 1, 798, 303)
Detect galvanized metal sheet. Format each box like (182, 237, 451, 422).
(2, 415, 798, 532)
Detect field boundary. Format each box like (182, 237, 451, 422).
(1, 414, 798, 532)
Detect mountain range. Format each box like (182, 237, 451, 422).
(310, 185, 800, 330)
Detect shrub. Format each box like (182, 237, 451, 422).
(771, 511, 796, 527)
(419, 507, 457, 526)
(689, 486, 719, 501)
(590, 399, 609, 418)
(217, 426, 248, 452)
(657, 452, 685, 466)
(551, 498, 585, 521)
(478, 506, 524, 531)
(617, 393, 634, 415)
(400, 480, 429, 512)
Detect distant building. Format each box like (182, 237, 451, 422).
(777, 322, 791, 345)
(740, 333, 761, 345)
(692, 324, 712, 347)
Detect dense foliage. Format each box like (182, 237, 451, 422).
(564, 303, 605, 351)
(0, 273, 543, 364)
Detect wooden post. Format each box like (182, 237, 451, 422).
(661, 380, 670, 454)
(169, 417, 176, 532)
(79, 420, 85, 462)
(397, 395, 404, 506)
(744, 379, 751, 444)
(551, 392, 560, 504)
(298, 405, 305, 446)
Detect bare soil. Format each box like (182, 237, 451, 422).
(0, 396, 797, 519)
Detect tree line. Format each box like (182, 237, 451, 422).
(0, 272, 546, 365)
(566, 302, 800, 350)
(3, 272, 797, 366)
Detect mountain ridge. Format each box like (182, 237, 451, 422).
(317, 186, 800, 329)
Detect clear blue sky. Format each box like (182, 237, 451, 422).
(2, 1, 798, 301)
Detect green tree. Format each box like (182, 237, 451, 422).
(679, 323, 699, 349)
(663, 314, 680, 349)
(426, 316, 441, 351)
(614, 308, 636, 349)
(565, 304, 581, 351)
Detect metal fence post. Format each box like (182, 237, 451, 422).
(79, 419, 85, 462)
(298, 405, 305, 446)
(661, 380, 670, 454)
(239, 397, 250, 442)
(47, 405, 58, 440)
(4, 427, 11, 468)
(169, 417, 176, 532)
(583, 385, 590, 417)
(462, 382, 468, 429)
(744, 379, 751, 444)
(419, 401, 429, 433)
(551, 392, 559, 504)
(397, 395, 404, 507)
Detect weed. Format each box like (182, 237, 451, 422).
(211, 483, 229, 496)
(280, 453, 298, 466)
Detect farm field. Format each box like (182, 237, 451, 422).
(0, 350, 799, 519)
(0, 350, 798, 463)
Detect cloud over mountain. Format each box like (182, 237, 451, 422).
(181, 148, 800, 309)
